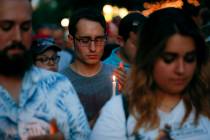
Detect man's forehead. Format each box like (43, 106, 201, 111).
(0, 0, 32, 20)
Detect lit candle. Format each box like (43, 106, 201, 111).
(49, 119, 58, 135)
(112, 75, 116, 96)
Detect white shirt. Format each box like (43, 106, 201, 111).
(91, 95, 210, 140)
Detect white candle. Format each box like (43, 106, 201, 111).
(112, 75, 116, 96)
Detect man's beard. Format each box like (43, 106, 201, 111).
(0, 43, 33, 78)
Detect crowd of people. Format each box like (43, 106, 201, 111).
(0, 0, 210, 140)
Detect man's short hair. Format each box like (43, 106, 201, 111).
(119, 12, 146, 41)
(68, 8, 106, 37)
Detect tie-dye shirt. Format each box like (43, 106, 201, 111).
(0, 66, 90, 140)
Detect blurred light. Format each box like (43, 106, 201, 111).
(103, 4, 113, 15)
(104, 15, 113, 22)
(61, 18, 69, 27)
(142, 0, 184, 16)
(31, 0, 40, 10)
(103, 4, 113, 22)
(112, 6, 119, 17)
(119, 8, 128, 18)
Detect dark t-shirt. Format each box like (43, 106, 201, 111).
(61, 63, 115, 122)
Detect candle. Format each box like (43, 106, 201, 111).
(112, 75, 116, 96)
(49, 119, 58, 135)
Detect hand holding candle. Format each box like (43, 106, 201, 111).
(28, 119, 64, 140)
(156, 124, 173, 140)
(113, 62, 127, 93)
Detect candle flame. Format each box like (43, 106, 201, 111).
(49, 119, 58, 135)
(112, 75, 116, 82)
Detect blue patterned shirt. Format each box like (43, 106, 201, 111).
(0, 66, 90, 140)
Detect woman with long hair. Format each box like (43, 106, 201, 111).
(91, 8, 210, 140)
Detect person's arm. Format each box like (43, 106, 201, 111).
(26, 76, 90, 140)
(61, 79, 91, 140)
(90, 96, 127, 140)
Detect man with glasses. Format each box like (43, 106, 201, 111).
(0, 0, 90, 139)
(31, 37, 61, 72)
(61, 8, 115, 128)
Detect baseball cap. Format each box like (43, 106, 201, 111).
(119, 12, 146, 41)
(31, 37, 61, 54)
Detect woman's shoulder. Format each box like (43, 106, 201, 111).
(102, 95, 124, 112)
(91, 95, 128, 140)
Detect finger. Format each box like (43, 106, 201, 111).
(118, 84, 123, 92)
(113, 70, 127, 81)
(28, 127, 35, 137)
(119, 62, 124, 70)
(36, 126, 46, 136)
(34, 126, 39, 136)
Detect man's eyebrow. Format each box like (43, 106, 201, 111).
(0, 20, 14, 23)
(22, 20, 32, 24)
(0, 20, 32, 24)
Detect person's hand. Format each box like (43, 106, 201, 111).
(28, 119, 65, 140)
(156, 124, 173, 140)
(19, 117, 50, 140)
(27, 132, 64, 140)
(113, 62, 127, 92)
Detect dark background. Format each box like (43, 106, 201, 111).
(32, 0, 210, 29)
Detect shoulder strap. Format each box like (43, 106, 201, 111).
(122, 94, 129, 120)
(122, 94, 129, 138)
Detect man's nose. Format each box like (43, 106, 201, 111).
(89, 41, 96, 52)
(13, 26, 22, 42)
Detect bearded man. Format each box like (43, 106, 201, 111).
(0, 0, 90, 140)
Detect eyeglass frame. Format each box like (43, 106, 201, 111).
(74, 35, 107, 47)
(35, 55, 60, 65)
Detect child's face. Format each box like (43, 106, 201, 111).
(35, 49, 60, 72)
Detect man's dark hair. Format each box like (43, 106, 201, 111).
(119, 12, 146, 41)
(68, 8, 106, 37)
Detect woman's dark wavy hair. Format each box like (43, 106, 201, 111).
(125, 8, 210, 134)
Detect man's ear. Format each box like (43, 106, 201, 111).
(116, 35, 125, 47)
(129, 31, 137, 40)
(66, 34, 74, 49)
(68, 34, 73, 41)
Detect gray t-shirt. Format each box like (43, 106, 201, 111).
(61, 63, 115, 122)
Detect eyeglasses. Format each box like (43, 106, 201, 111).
(35, 55, 60, 64)
(75, 35, 106, 47)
